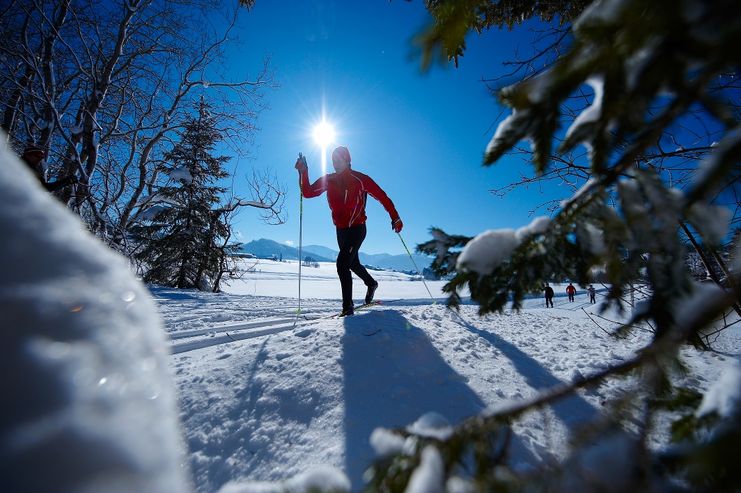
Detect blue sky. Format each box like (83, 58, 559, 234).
(224, 1, 568, 255)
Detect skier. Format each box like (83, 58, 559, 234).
(588, 284, 597, 304)
(566, 283, 577, 302)
(544, 283, 554, 308)
(295, 146, 402, 316)
(21, 144, 77, 192)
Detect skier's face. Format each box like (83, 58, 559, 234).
(332, 154, 350, 172)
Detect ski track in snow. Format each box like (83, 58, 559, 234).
(155, 276, 738, 493)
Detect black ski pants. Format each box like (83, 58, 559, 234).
(336, 224, 375, 311)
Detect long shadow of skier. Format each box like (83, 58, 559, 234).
(456, 318, 599, 430)
(341, 310, 537, 489)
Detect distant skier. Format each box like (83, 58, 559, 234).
(21, 144, 77, 192)
(295, 146, 402, 316)
(544, 283, 554, 308)
(566, 283, 577, 302)
(588, 284, 597, 304)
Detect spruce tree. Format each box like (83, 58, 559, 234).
(135, 99, 232, 290)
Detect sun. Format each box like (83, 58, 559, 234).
(312, 119, 336, 174)
(312, 120, 336, 148)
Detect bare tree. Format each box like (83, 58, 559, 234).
(0, 0, 276, 255)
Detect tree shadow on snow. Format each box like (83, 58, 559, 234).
(341, 310, 538, 488)
(457, 319, 599, 431)
(147, 286, 203, 302)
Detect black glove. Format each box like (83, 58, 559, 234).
(392, 218, 403, 233)
(295, 153, 308, 172)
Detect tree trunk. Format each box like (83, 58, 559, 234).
(680, 221, 741, 316)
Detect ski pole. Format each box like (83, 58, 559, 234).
(397, 232, 479, 331)
(296, 153, 306, 317)
(397, 232, 436, 303)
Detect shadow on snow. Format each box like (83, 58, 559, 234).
(456, 318, 600, 431)
(341, 309, 538, 488)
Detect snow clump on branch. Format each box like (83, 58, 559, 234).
(457, 216, 550, 275)
(405, 446, 445, 493)
(696, 359, 741, 419)
(169, 166, 193, 184)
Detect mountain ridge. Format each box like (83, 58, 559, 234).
(239, 238, 432, 272)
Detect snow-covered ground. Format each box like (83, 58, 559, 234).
(4, 127, 738, 493)
(161, 259, 739, 492)
(217, 258, 445, 300)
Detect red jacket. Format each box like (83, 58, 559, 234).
(299, 166, 399, 229)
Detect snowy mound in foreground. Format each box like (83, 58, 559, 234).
(0, 142, 190, 492)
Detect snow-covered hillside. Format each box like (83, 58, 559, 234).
(161, 261, 739, 492)
(219, 258, 442, 300)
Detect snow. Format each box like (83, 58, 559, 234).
(237, 199, 270, 209)
(688, 202, 731, 245)
(696, 358, 741, 418)
(170, 166, 194, 184)
(675, 281, 726, 328)
(556, 431, 639, 493)
(406, 412, 453, 440)
(573, 0, 627, 32)
(456, 216, 549, 275)
(625, 42, 658, 90)
(369, 428, 406, 457)
(487, 110, 518, 154)
(457, 228, 519, 275)
(565, 76, 605, 151)
(405, 446, 444, 493)
(560, 177, 597, 209)
(0, 143, 189, 491)
(141, 204, 169, 221)
(218, 466, 350, 493)
(486, 108, 532, 160)
(517, 215, 550, 240)
(581, 222, 607, 255)
(221, 258, 449, 300)
(524, 71, 554, 104)
(161, 271, 738, 492)
(137, 192, 181, 207)
(2, 139, 739, 492)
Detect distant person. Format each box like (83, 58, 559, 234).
(295, 146, 402, 316)
(566, 283, 577, 302)
(544, 283, 554, 308)
(21, 144, 77, 192)
(588, 284, 597, 304)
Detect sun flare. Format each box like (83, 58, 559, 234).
(312, 120, 336, 148)
(312, 119, 336, 174)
